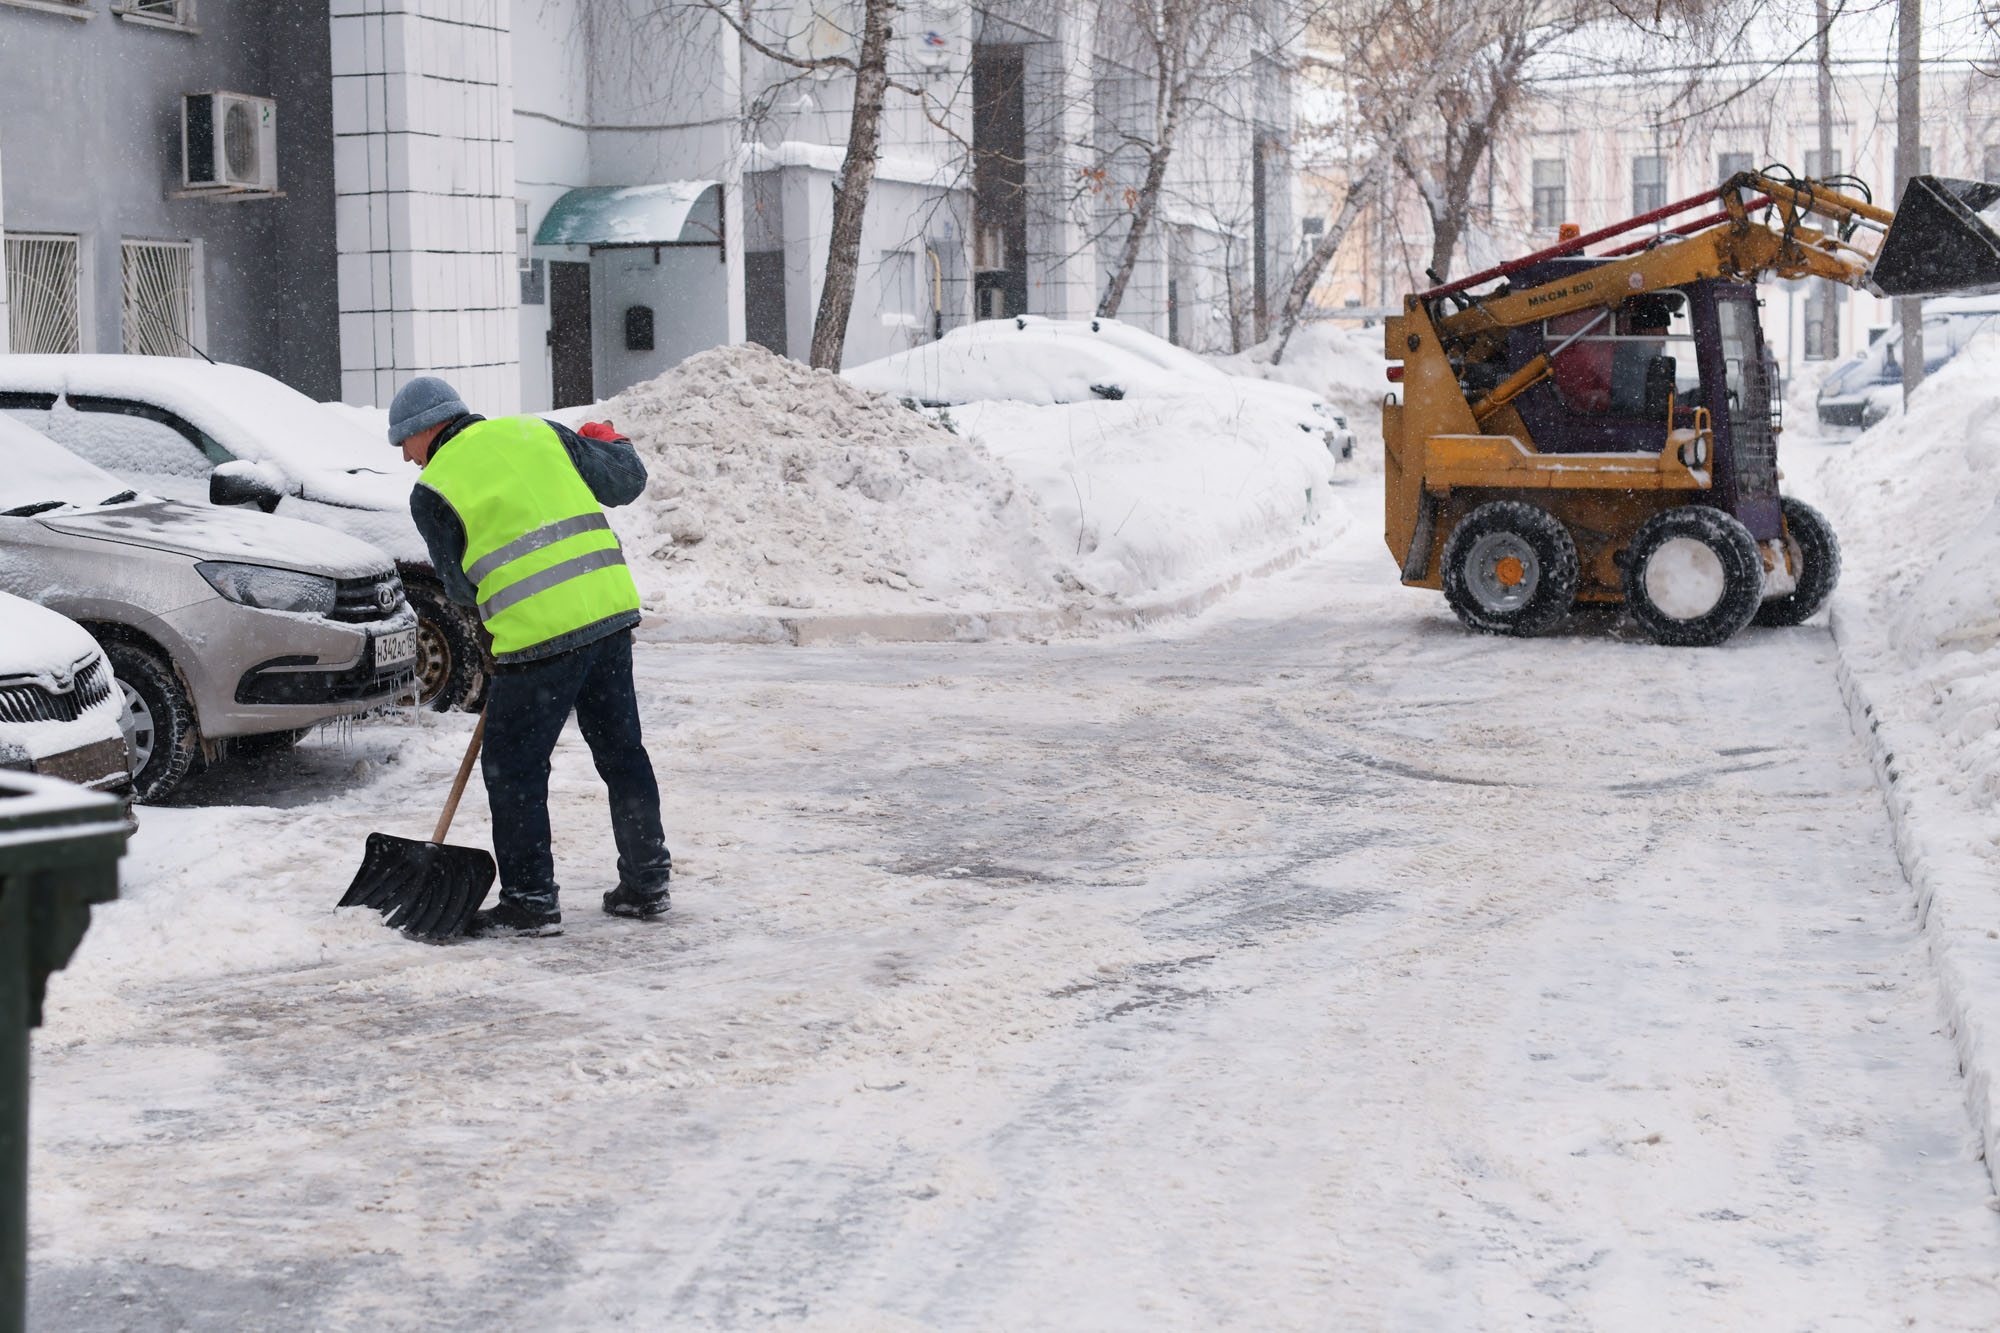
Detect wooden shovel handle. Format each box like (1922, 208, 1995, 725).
(432, 711, 487, 843)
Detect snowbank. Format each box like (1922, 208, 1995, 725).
(950, 395, 1338, 602)
(1212, 321, 1392, 461)
(573, 343, 1347, 621)
(1798, 331, 2000, 1168)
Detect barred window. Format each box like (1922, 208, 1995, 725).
(121, 239, 197, 357)
(1532, 158, 1566, 230)
(113, 0, 194, 25)
(5, 233, 82, 355)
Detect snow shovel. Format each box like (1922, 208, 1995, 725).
(338, 713, 495, 942)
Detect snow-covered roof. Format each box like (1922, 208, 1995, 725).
(0, 355, 418, 510)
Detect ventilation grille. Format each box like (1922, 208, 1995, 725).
(5, 233, 81, 355)
(0, 657, 113, 726)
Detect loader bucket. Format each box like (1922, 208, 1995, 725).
(1870, 176, 2000, 298)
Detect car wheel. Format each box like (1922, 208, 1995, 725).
(1622, 506, 1765, 647)
(104, 640, 201, 802)
(404, 579, 485, 712)
(1752, 497, 1842, 628)
(1440, 500, 1581, 637)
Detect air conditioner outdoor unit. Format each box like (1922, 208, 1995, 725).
(181, 92, 278, 193)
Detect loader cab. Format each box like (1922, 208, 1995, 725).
(1501, 260, 1783, 541)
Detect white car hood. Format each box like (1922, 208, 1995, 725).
(37, 501, 393, 579)
(0, 591, 102, 680)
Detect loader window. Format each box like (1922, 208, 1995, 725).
(1546, 295, 1699, 419)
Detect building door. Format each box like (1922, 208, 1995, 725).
(972, 46, 1027, 319)
(549, 260, 593, 408)
(745, 252, 787, 357)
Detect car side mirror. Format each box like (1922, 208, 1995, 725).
(210, 459, 286, 513)
(1643, 355, 1677, 418)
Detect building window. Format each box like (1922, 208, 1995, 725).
(4, 233, 82, 354)
(974, 222, 1008, 272)
(1632, 156, 1667, 213)
(1804, 148, 1841, 180)
(1718, 152, 1755, 185)
(1986, 145, 2000, 181)
(520, 258, 546, 306)
(113, 0, 194, 27)
(120, 239, 196, 357)
(0, 0, 93, 18)
(1532, 158, 1566, 230)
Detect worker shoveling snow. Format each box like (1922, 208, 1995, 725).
(563, 342, 1350, 623)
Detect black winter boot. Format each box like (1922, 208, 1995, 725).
(602, 880, 670, 920)
(470, 899, 563, 937)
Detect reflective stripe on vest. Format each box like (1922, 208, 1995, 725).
(417, 416, 642, 657)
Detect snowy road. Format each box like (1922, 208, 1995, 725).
(29, 490, 2000, 1330)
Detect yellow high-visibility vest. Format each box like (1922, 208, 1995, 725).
(417, 416, 640, 658)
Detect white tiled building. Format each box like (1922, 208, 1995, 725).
(0, 0, 1295, 410)
(329, 0, 519, 409)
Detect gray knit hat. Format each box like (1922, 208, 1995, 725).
(387, 376, 468, 444)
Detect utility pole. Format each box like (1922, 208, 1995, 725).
(1813, 0, 1840, 362)
(1896, 0, 1925, 400)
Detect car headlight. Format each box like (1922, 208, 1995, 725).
(196, 561, 337, 615)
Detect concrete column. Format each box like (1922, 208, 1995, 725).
(0, 140, 9, 354)
(1022, 0, 1098, 320)
(329, 0, 522, 409)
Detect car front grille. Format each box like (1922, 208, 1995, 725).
(0, 656, 113, 725)
(330, 571, 407, 623)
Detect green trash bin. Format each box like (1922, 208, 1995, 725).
(0, 772, 126, 1333)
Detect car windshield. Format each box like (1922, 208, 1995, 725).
(0, 414, 144, 514)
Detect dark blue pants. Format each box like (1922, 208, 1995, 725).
(482, 630, 670, 913)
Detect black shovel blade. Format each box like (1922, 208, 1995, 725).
(1871, 175, 2000, 298)
(339, 832, 496, 942)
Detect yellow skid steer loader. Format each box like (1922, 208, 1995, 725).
(1384, 170, 2000, 645)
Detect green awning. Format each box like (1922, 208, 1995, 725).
(534, 181, 722, 248)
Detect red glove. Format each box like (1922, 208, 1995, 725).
(578, 420, 624, 442)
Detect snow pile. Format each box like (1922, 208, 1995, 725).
(948, 394, 1341, 601)
(592, 343, 1067, 615)
(1212, 321, 1392, 460)
(1807, 332, 2000, 799)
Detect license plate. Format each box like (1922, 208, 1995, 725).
(374, 628, 417, 666)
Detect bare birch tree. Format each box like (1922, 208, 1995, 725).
(1091, 0, 1270, 317)
(680, 0, 960, 368)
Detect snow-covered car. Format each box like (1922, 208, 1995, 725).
(0, 356, 484, 710)
(844, 317, 1357, 460)
(1816, 296, 2000, 431)
(0, 591, 131, 801)
(0, 415, 418, 802)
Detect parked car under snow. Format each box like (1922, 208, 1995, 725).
(844, 317, 1357, 460)
(0, 591, 131, 802)
(0, 416, 417, 801)
(0, 355, 484, 710)
(1816, 296, 2000, 432)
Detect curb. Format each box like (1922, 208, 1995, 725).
(1830, 605, 2000, 1183)
(634, 538, 1323, 647)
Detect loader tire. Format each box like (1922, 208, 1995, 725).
(1440, 500, 1580, 637)
(1623, 505, 1764, 647)
(1753, 497, 1841, 627)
